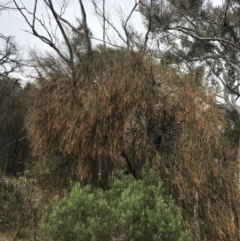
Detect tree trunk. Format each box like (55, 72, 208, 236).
(237, 137, 240, 239)
(194, 189, 201, 241)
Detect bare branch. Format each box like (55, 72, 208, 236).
(93, 0, 142, 51)
(79, 0, 92, 58)
(121, 0, 139, 49)
(12, 0, 89, 65)
(92, 0, 128, 46)
(0, 34, 23, 77)
(168, 26, 240, 51)
(45, 0, 73, 63)
(91, 36, 124, 49)
(223, 0, 230, 25)
(143, 0, 152, 51)
(103, 0, 106, 50)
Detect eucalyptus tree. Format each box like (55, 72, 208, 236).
(139, 0, 240, 105)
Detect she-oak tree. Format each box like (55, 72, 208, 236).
(13, 0, 240, 240)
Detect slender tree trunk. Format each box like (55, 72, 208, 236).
(98, 157, 101, 181)
(234, 106, 240, 239)
(194, 189, 201, 241)
(103, 0, 106, 51)
(237, 137, 240, 239)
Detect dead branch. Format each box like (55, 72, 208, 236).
(13, 0, 92, 66)
(0, 34, 23, 77)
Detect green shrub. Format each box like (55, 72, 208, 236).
(41, 170, 191, 241)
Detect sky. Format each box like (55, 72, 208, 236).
(0, 0, 223, 80)
(1, 0, 223, 53)
(1, 0, 143, 54)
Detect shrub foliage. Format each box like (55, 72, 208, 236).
(42, 170, 191, 241)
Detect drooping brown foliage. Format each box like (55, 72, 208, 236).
(25, 47, 239, 240)
(157, 73, 239, 240)
(26, 50, 167, 184)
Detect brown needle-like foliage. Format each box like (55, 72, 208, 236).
(25, 47, 239, 240)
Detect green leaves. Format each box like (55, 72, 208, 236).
(41, 170, 191, 241)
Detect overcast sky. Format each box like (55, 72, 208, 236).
(0, 0, 224, 82)
(1, 0, 224, 54)
(1, 0, 144, 55)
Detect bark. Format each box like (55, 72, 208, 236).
(194, 189, 201, 241)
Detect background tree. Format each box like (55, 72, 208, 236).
(139, 0, 240, 104)
(0, 2, 28, 175)
(0, 2, 23, 77)
(0, 77, 30, 175)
